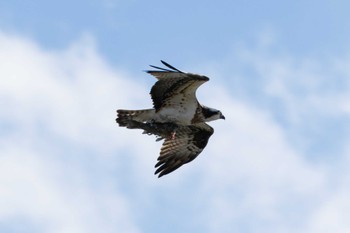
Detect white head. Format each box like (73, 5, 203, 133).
(201, 106, 225, 122)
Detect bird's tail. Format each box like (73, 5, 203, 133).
(116, 109, 155, 127)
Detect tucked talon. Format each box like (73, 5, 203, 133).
(171, 131, 176, 140)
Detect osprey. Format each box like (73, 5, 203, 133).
(116, 61, 225, 177)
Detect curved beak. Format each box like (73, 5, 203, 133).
(220, 113, 225, 120)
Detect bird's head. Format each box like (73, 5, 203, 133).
(202, 106, 225, 122)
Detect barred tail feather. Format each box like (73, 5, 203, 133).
(116, 109, 155, 127)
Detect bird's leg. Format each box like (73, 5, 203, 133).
(171, 130, 176, 140)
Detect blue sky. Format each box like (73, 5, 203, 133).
(0, 1, 350, 233)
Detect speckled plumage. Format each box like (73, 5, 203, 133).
(116, 61, 224, 177)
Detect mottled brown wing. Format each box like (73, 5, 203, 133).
(146, 61, 209, 111)
(155, 123, 214, 178)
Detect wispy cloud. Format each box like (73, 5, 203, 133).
(193, 32, 350, 232)
(0, 31, 143, 233)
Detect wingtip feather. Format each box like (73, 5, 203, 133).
(160, 60, 183, 73)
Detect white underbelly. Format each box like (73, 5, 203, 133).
(153, 105, 196, 125)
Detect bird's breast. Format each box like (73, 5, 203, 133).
(154, 104, 197, 125)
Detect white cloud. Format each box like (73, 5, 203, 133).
(192, 89, 327, 232)
(0, 30, 349, 233)
(185, 34, 350, 232)
(0, 31, 142, 233)
(0, 141, 141, 233)
(236, 42, 350, 121)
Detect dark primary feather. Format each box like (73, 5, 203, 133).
(155, 123, 214, 178)
(148, 60, 184, 73)
(160, 60, 184, 72)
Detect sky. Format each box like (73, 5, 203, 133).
(0, 0, 349, 233)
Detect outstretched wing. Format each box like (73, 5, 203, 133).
(146, 61, 209, 111)
(155, 123, 214, 178)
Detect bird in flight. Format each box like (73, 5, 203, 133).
(116, 61, 225, 177)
